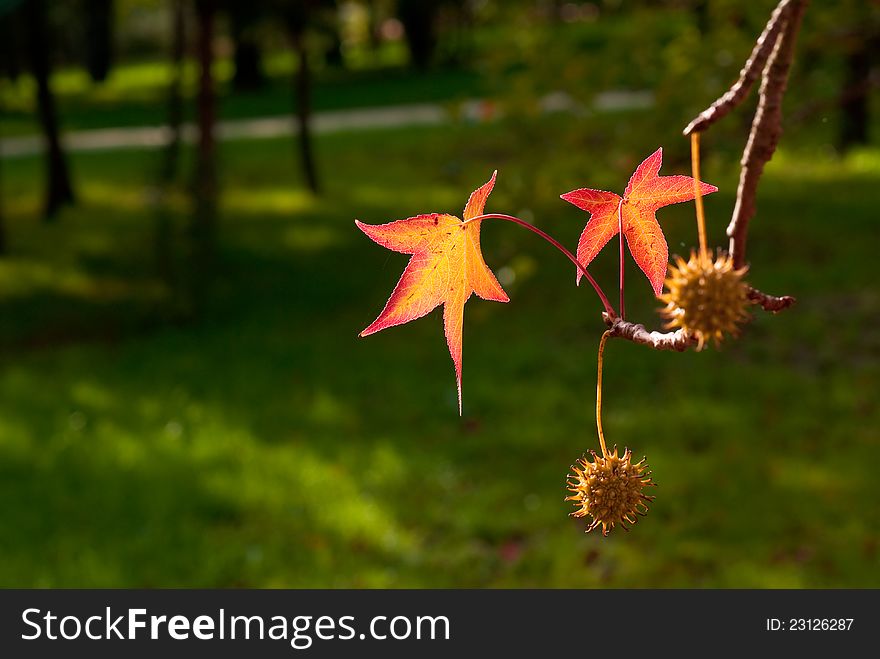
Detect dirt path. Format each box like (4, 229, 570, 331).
(0, 92, 653, 159)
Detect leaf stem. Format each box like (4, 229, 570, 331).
(617, 202, 626, 319)
(691, 132, 709, 260)
(465, 213, 616, 317)
(596, 329, 611, 457)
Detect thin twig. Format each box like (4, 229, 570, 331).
(747, 287, 796, 312)
(683, 0, 794, 136)
(464, 213, 616, 317)
(617, 202, 625, 319)
(603, 313, 696, 352)
(727, 0, 807, 269)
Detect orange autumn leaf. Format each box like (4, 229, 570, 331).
(356, 171, 509, 414)
(561, 148, 718, 296)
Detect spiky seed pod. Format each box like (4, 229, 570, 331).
(566, 446, 656, 536)
(659, 250, 750, 351)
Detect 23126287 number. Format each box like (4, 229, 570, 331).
(784, 619, 854, 631)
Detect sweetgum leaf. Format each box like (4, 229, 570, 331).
(561, 148, 718, 296)
(357, 171, 508, 414)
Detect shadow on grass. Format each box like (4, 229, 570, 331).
(0, 125, 877, 587)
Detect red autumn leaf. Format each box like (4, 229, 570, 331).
(561, 148, 718, 296)
(356, 171, 508, 414)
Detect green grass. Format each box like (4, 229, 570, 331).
(0, 118, 878, 587)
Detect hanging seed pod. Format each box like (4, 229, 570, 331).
(566, 445, 656, 535)
(660, 250, 750, 350)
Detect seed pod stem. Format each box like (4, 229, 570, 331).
(596, 330, 612, 458)
(690, 132, 709, 262)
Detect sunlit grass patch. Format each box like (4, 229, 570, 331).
(0, 122, 877, 587)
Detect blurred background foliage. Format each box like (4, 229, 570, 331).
(0, 0, 878, 587)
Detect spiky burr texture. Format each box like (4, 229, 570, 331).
(660, 250, 750, 350)
(566, 446, 655, 535)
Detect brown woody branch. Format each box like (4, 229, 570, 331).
(603, 313, 696, 352)
(602, 284, 795, 351)
(603, 1, 806, 353)
(684, 0, 808, 269)
(682, 0, 805, 305)
(747, 286, 796, 312)
(601, 284, 795, 350)
(683, 0, 793, 136)
(726, 0, 807, 269)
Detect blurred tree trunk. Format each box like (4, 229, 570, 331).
(288, 15, 320, 194)
(24, 0, 74, 221)
(319, 8, 344, 68)
(85, 0, 114, 83)
(692, 0, 709, 34)
(0, 9, 18, 254)
(153, 0, 188, 295)
(161, 0, 186, 184)
(232, 36, 265, 91)
(0, 12, 25, 81)
(230, 5, 265, 91)
(837, 31, 878, 152)
(398, 0, 438, 69)
(0, 131, 5, 255)
(190, 0, 217, 307)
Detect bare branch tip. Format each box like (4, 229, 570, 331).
(747, 287, 796, 313)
